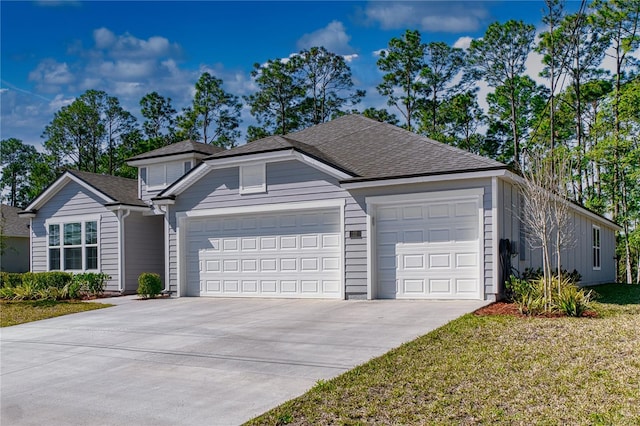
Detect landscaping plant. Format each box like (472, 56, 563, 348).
(137, 272, 163, 299)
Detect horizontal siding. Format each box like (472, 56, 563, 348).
(30, 181, 120, 291)
(170, 161, 359, 297)
(499, 180, 618, 287)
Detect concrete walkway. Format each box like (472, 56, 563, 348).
(1, 297, 487, 425)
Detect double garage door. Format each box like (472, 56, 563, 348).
(375, 195, 482, 299)
(186, 209, 342, 298)
(184, 193, 482, 300)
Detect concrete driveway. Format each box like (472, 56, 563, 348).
(1, 297, 487, 425)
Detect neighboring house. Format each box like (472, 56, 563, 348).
(20, 116, 619, 300)
(1, 204, 30, 272)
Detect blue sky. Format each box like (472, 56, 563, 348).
(1, 1, 583, 148)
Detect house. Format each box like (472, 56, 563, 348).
(1, 204, 30, 272)
(20, 115, 619, 299)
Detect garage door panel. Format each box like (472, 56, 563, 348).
(187, 209, 341, 298)
(376, 197, 481, 300)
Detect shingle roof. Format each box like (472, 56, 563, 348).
(68, 170, 146, 207)
(205, 115, 506, 181)
(127, 139, 225, 162)
(1, 204, 29, 237)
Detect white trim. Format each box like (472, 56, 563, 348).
(239, 163, 267, 194)
(175, 199, 347, 299)
(119, 209, 131, 292)
(45, 216, 101, 273)
(342, 169, 508, 190)
(491, 176, 499, 301)
(29, 218, 33, 272)
(162, 206, 171, 293)
(365, 188, 484, 206)
(204, 150, 296, 167)
(19, 212, 36, 218)
(366, 189, 485, 300)
(25, 172, 115, 211)
(105, 204, 150, 213)
(177, 199, 346, 219)
(292, 151, 352, 180)
(153, 198, 175, 206)
(592, 225, 602, 271)
(127, 152, 201, 167)
(162, 150, 352, 198)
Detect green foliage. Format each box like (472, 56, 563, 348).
(0, 138, 40, 207)
(140, 91, 177, 147)
(506, 274, 593, 316)
(521, 267, 582, 284)
(0, 272, 106, 301)
(376, 29, 427, 131)
(556, 284, 593, 317)
(73, 272, 109, 297)
(137, 273, 163, 299)
(0, 272, 24, 288)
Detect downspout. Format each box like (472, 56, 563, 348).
(29, 218, 33, 271)
(161, 205, 171, 293)
(117, 209, 131, 293)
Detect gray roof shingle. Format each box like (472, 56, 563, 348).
(127, 139, 225, 162)
(68, 170, 146, 207)
(1, 204, 30, 237)
(205, 115, 506, 181)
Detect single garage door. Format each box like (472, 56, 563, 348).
(376, 197, 481, 299)
(186, 209, 342, 298)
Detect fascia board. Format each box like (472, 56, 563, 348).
(25, 172, 115, 211)
(341, 169, 508, 190)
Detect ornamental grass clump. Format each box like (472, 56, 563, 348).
(137, 273, 163, 299)
(506, 275, 593, 317)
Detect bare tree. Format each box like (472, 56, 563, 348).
(519, 150, 576, 309)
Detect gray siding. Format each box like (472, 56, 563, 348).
(30, 181, 120, 291)
(123, 213, 164, 294)
(498, 180, 617, 286)
(169, 160, 358, 297)
(349, 178, 495, 300)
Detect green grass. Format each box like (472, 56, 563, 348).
(246, 284, 640, 425)
(0, 300, 112, 327)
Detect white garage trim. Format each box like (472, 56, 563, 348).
(176, 199, 346, 298)
(366, 188, 485, 300)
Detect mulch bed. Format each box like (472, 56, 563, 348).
(474, 301, 598, 318)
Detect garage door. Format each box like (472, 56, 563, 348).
(185, 209, 342, 298)
(376, 197, 481, 299)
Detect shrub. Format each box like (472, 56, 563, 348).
(521, 267, 582, 284)
(73, 272, 109, 297)
(555, 283, 593, 317)
(137, 273, 163, 299)
(0, 272, 23, 288)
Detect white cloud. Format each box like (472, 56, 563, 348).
(364, 2, 489, 33)
(27, 59, 75, 93)
(453, 36, 473, 50)
(372, 48, 386, 57)
(296, 21, 355, 54)
(92, 27, 179, 59)
(343, 54, 359, 63)
(48, 94, 74, 112)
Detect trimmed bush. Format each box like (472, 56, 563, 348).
(73, 272, 109, 297)
(137, 273, 163, 299)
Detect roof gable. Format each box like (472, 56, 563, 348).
(23, 170, 145, 212)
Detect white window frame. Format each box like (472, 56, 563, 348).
(592, 225, 601, 270)
(147, 161, 191, 191)
(239, 163, 267, 194)
(46, 215, 101, 272)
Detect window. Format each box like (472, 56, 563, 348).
(240, 163, 266, 194)
(592, 226, 601, 270)
(48, 220, 99, 271)
(147, 161, 189, 189)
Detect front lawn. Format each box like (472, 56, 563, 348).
(247, 284, 640, 425)
(0, 300, 112, 327)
